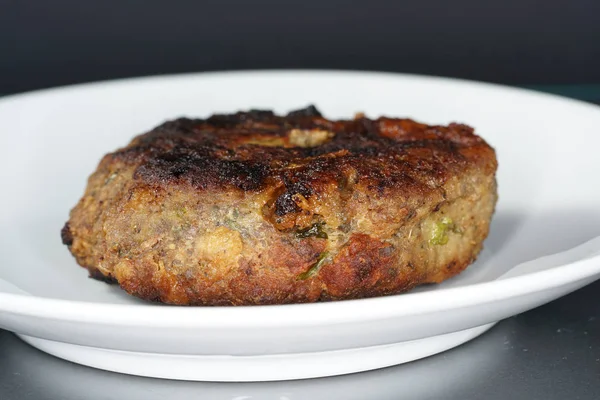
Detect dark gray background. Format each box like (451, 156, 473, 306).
(1, 1, 600, 398)
(1, 0, 600, 95)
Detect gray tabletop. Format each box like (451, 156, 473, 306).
(1, 279, 599, 400)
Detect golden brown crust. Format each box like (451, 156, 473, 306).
(62, 106, 498, 306)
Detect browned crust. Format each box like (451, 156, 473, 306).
(62, 106, 498, 306)
(116, 107, 492, 194)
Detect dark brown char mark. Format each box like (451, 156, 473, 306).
(112, 106, 493, 206)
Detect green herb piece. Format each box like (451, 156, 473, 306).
(223, 218, 242, 232)
(295, 222, 328, 239)
(221, 209, 249, 235)
(429, 217, 459, 245)
(104, 171, 118, 185)
(297, 252, 329, 280)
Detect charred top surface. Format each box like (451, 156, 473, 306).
(110, 106, 496, 195)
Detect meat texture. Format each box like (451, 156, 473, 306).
(62, 106, 498, 305)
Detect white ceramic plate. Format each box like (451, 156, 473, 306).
(1, 70, 600, 382)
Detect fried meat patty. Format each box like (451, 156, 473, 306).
(61, 106, 498, 305)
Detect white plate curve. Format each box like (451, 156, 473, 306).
(1, 70, 600, 381)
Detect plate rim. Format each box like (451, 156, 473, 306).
(1, 244, 599, 327)
(2, 69, 600, 114)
